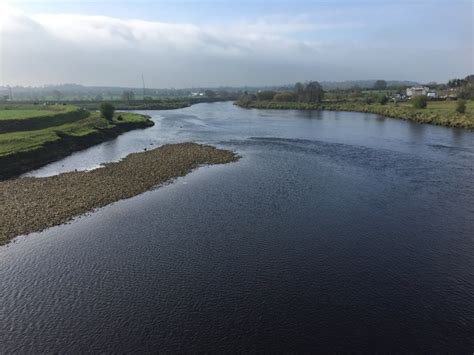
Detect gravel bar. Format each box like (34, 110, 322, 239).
(0, 143, 239, 245)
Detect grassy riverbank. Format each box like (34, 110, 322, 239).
(236, 100, 474, 129)
(4, 97, 231, 111)
(0, 143, 239, 245)
(0, 105, 89, 133)
(0, 107, 154, 179)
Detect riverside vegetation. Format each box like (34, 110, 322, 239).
(14, 96, 233, 111)
(0, 103, 154, 179)
(0, 143, 239, 245)
(0, 94, 239, 179)
(236, 77, 474, 129)
(237, 99, 474, 128)
(0, 94, 240, 179)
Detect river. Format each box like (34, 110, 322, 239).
(2, 102, 474, 352)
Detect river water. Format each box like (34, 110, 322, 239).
(2, 102, 474, 352)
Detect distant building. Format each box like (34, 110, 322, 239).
(406, 86, 429, 97)
(427, 92, 438, 99)
(392, 93, 407, 102)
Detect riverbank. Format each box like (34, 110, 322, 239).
(236, 100, 474, 129)
(0, 105, 89, 133)
(0, 143, 239, 245)
(4, 97, 233, 111)
(0, 111, 154, 179)
(0, 99, 237, 180)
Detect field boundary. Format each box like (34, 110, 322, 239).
(0, 107, 90, 133)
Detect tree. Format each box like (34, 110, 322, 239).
(412, 96, 427, 109)
(458, 74, 474, 99)
(274, 92, 297, 102)
(305, 81, 324, 103)
(377, 94, 388, 105)
(456, 99, 466, 113)
(237, 92, 256, 107)
(373, 80, 387, 90)
(294, 82, 305, 102)
(447, 78, 464, 88)
(100, 102, 115, 121)
(293, 81, 324, 103)
(204, 89, 216, 98)
(256, 90, 276, 101)
(121, 91, 135, 104)
(464, 74, 474, 85)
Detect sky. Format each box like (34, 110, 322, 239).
(0, 0, 472, 88)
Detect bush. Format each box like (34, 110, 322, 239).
(100, 102, 115, 121)
(373, 80, 387, 90)
(377, 94, 388, 105)
(412, 96, 427, 109)
(256, 90, 276, 101)
(456, 99, 466, 113)
(273, 92, 297, 102)
(237, 93, 257, 107)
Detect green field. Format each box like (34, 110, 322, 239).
(1, 97, 229, 112)
(0, 105, 90, 133)
(0, 104, 76, 119)
(0, 109, 59, 120)
(0, 112, 151, 157)
(0, 105, 154, 179)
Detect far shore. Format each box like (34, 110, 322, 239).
(0, 143, 239, 245)
(235, 100, 474, 129)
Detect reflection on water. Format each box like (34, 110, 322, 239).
(5, 102, 474, 352)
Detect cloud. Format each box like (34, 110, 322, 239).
(0, 7, 327, 86)
(6, 7, 321, 54)
(0, 4, 471, 87)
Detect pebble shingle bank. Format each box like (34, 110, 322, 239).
(0, 143, 239, 245)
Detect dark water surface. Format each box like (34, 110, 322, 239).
(3, 102, 474, 352)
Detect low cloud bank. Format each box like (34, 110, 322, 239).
(0, 5, 471, 87)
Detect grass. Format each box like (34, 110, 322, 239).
(0, 105, 90, 133)
(26, 97, 230, 111)
(398, 100, 474, 113)
(236, 99, 474, 129)
(0, 104, 76, 120)
(0, 112, 150, 157)
(0, 105, 154, 179)
(0, 109, 60, 120)
(0, 99, 256, 180)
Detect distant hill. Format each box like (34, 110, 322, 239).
(0, 80, 422, 101)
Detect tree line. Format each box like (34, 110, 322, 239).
(238, 81, 325, 106)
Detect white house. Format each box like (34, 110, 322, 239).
(406, 86, 429, 97)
